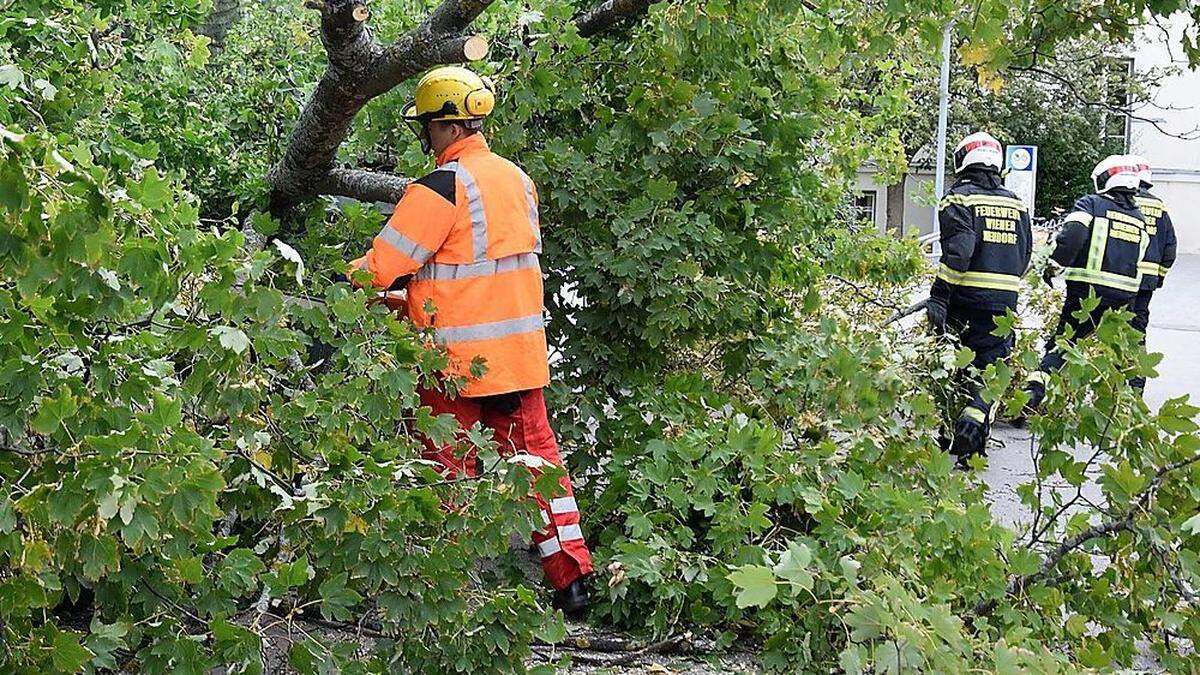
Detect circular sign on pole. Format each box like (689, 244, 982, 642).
(1004, 145, 1038, 216)
(1010, 148, 1032, 171)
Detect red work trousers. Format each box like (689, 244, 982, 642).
(416, 385, 593, 590)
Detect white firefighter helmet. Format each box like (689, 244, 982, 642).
(1092, 155, 1141, 193)
(953, 132, 1003, 173)
(1127, 154, 1153, 188)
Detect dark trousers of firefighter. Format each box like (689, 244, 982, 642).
(415, 386, 594, 590)
(1129, 288, 1154, 391)
(947, 308, 1013, 423)
(1037, 290, 1130, 375)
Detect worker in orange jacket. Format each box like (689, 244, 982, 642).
(348, 66, 592, 615)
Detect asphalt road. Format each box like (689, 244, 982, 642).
(983, 254, 1200, 527)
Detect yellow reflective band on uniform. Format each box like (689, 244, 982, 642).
(940, 194, 1027, 211)
(1158, 264, 1171, 278)
(1086, 217, 1108, 273)
(936, 264, 1020, 292)
(961, 406, 987, 424)
(1063, 267, 1141, 293)
(1106, 210, 1146, 228)
(1026, 370, 1046, 385)
(936, 264, 965, 284)
(1138, 261, 1162, 277)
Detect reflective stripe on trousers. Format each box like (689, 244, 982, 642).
(414, 385, 593, 590)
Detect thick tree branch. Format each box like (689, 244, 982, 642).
(266, 0, 494, 214)
(366, 34, 490, 98)
(319, 0, 384, 72)
(267, 0, 660, 213)
(321, 168, 410, 204)
(576, 0, 657, 38)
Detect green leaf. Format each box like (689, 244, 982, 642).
(839, 556, 861, 586)
(141, 392, 183, 434)
(78, 533, 119, 581)
(218, 548, 265, 595)
(953, 347, 976, 369)
(210, 326, 250, 354)
(0, 63, 22, 89)
(176, 556, 205, 585)
(773, 542, 814, 592)
(1182, 513, 1200, 536)
(726, 564, 777, 609)
(318, 572, 362, 621)
(51, 629, 94, 672)
(135, 167, 172, 210)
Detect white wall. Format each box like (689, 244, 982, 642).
(1130, 12, 1200, 254)
(854, 168, 937, 237)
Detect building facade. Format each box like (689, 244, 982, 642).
(856, 14, 1199, 253)
(1129, 13, 1200, 254)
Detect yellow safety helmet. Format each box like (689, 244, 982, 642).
(403, 66, 495, 124)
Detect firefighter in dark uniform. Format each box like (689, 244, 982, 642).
(927, 132, 1033, 466)
(1023, 155, 1149, 412)
(1128, 155, 1178, 392)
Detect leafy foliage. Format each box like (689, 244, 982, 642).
(2, 0, 1198, 672)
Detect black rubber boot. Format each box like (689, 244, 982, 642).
(552, 577, 590, 619)
(951, 416, 987, 469)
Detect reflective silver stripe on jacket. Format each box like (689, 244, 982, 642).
(414, 252, 540, 282)
(377, 225, 434, 264)
(452, 162, 490, 262)
(435, 313, 544, 344)
(519, 170, 542, 253)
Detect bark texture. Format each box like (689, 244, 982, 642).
(576, 0, 656, 37)
(885, 179, 905, 233)
(266, 0, 661, 213)
(198, 0, 242, 48)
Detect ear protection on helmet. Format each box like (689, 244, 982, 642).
(463, 77, 495, 117)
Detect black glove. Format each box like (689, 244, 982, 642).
(926, 297, 948, 332)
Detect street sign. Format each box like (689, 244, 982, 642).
(1004, 145, 1038, 216)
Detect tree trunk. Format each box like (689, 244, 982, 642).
(885, 178, 906, 235)
(198, 0, 242, 48)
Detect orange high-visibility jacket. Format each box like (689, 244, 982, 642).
(350, 134, 549, 397)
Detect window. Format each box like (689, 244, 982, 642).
(854, 191, 878, 227)
(1101, 57, 1134, 151)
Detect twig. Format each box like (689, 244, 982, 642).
(827, 274, 904, 312)
(537, 633, 691, 667)
(972, 452, 1200, 619)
